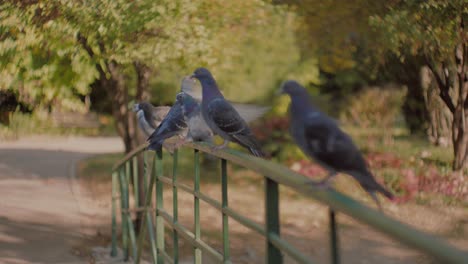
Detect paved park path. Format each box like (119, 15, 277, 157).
(0, 136, 124, 264)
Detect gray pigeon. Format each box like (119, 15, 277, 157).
(280, 80, 393, 209)
(133, 102, 170, 137)
(176, 92, 213, 143)
(191, 67, 265, 157)
(147, 99, 187, 151)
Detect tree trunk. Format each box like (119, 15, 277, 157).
(104, 61, 139, 153)
(452, 36, 468, 171)
(452, 102, 467, 170)
(421, 66, 452, 147)
(133, 61, 152, 234)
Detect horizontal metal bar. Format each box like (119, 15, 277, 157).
(182, 142, 468, 263)
(160, 175, 311, 262)
(157, 209, 224, 262)
(268, 233, 313, 264)
(158, 176, 266, 235)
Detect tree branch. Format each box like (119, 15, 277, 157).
(425, 56, 456, 113)
(76, 32, 106, 78)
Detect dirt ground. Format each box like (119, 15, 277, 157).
(0, 136, 124, 264)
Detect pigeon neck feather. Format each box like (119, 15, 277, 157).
(200, 77, 223, 101)
(289, 93, 320, 117)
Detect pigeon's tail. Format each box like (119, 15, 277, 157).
(351, 170, 394, 202)
(233, 134, 265, 157)
(374, 183, 394, 200)
(358, 170, 394, 200)
(248, 146, 265, 157)
(147, 130, 163, 152)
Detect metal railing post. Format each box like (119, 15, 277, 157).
(132, 156, 139, 214)
(265, 177, 283, 264)
(329, 209, 340, 264)
(172, 149, 180, 264)
(124, 161, 138, 259)
(118, 168, 129, 261)
(143, 151, 148, 194)
(136, 153, 158, 264)
(194, 149, 202, 264)
(221, 159, 230, 263)
(155, 151, 165, 263)
(111, 171, 118, 257)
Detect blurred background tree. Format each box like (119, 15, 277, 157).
(369, 0, 467, 170)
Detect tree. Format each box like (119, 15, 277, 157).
(0, 2, 97, 111)
(370, 0, 467, 171)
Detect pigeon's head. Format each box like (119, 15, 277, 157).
(279, 80, 307, 97)
(133, 103, 140, 112)
(176, 92, 199, 114)
(134, 102, 153, 114)
(175, 92, 186, 103)
(191, 67, 213, 81)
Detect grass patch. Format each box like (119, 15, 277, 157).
(78, 153, 124, 182)
(0, 111, 117, 140)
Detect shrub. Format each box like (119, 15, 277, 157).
(340, 85, 407, 142)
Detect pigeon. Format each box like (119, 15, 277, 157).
(176, 91, 213, 143)
(191, 67, 265, 157)
(133, 102, 171, 137)
(147, 98, 188, 151)
(280, 80, 393, 209)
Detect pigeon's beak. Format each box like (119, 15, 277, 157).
(133, 104, 140, 112)
(190, 74, 196, 80)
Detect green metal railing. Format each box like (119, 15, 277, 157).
(110, 142, 468, 263)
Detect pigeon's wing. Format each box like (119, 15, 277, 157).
(207, 99, 249, 135)
(231, 103, 270, 123)
(147, 102, 187, 150)
(302, 115, 365, 171)
(207, 99, 264, 156)
(180, 76, 202, 101)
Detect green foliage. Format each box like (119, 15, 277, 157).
(1, 0, 316, 111)
(201, 1, 317, 101)
(275, 0, 387, 75)
(148, 0, 318, 103)
(369, 0, 466, 63)
(0, 2, 97, 111)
